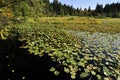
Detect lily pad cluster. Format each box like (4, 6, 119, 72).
(68, 30, 120, 79)
(9, 23, 120, 80)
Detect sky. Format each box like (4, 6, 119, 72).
(49, 0, 120, 9)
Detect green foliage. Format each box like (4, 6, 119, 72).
(8, 22, 119, 80)
(12, 1, 30, 17)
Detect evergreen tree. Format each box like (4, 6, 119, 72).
(88, 6, 91, 12)
(103, 4, 110, 13)
(103, 2, 120, 17)
(53, 0, 59, 15)
(59, 2, 64, 16)
(95, 4, 103, 14)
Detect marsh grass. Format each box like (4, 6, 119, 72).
(26, 16, 120, 33)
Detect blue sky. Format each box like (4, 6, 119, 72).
(49, 0, 120, 9)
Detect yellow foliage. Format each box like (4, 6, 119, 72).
(0, 27, 9, 40)
(1, 6, 13, 19)
(26, 16, 120, 33)
(0, 0, 4, 4)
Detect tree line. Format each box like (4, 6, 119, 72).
(0, 0, 120, 19)
(95, 3, 120, 18)
(49, 0, 120, 18)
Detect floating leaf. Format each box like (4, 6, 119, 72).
(103, 67, 110, 76)
(50, 67, 56, 72)
(91, 71, 96, 75)
(54, 71, 60, 76)
(97, 75, 101, 80)
(11, 70, 15, 73)
(64, 67, 70, 73)
(80, 72, 89, 78)
(22, 76, 26, 80)
(71, 74, 76, 79)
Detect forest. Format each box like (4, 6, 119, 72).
(1, 0, 120, 18)
(0, 0, 120, 80)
